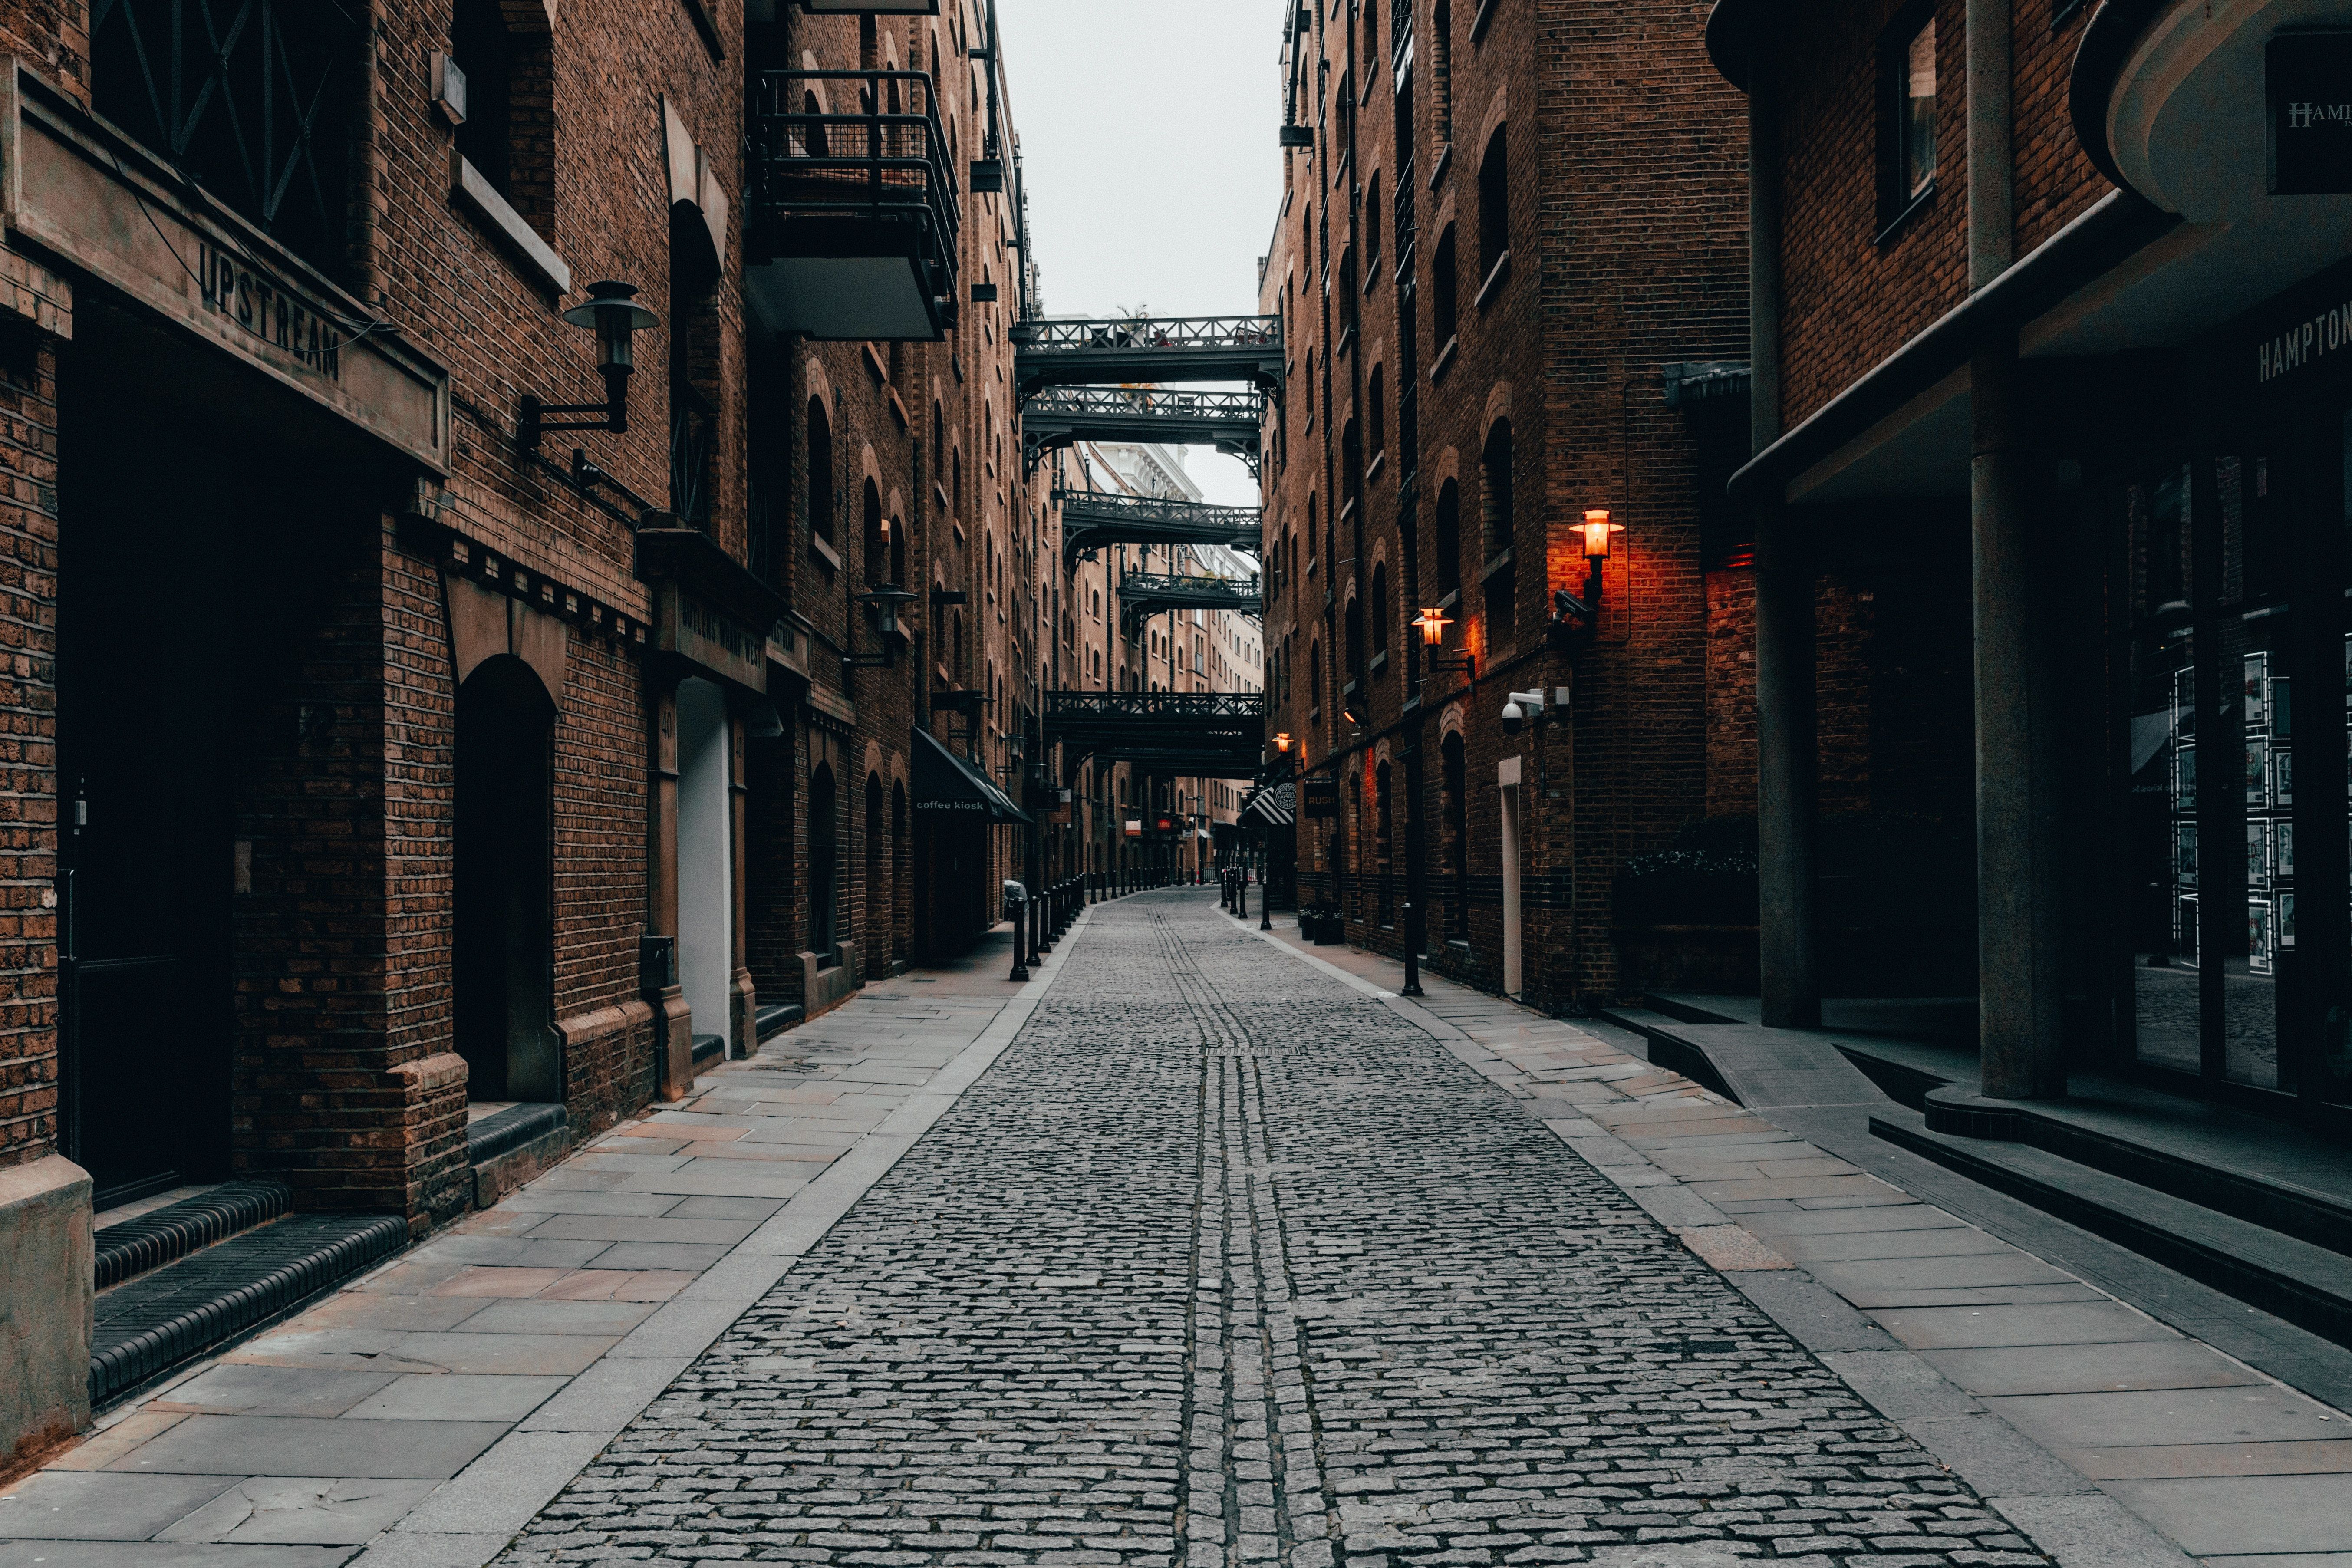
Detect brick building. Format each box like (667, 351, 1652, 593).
(1258, 0, 1749, 1009)
(1703, 0, 2352, 1123)
(0, 0, 1062, 1469)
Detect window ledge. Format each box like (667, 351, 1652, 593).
(1336, 325, 1356, 359)
(1365, 450, 1386, 485)
(678, 0, 724, 60)
(1430, 335, 1459, 383)
(862, 343, 889, 383)
(1363, 253, 1381, 292)
(1474, 250, 1511, 311)
(1482, 547, 1515, 581)
(1370, 649, 1389, 678)
(453, 155, 570, 296)
(1470, 0, 1499, 43)
(810, 531, 842, 572)
(1877, 182, 1937, 247)
(1427, 143, 1453, 189)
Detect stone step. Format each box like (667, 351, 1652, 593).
(755, 1001, 805, 1042)
(1871, 1107, 2352, 1351)
(467, 1101, 570, 1209)
(94, 1179, 292, 1290)
(92, 1211, 408, 1407)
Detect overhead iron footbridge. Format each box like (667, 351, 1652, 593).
(1057, 491, 1262, 569)
(1119, 572, 1262, 626)
(1045, 691, 1268, 778)
(1023, 387, 1265, 473)
(1013, 315, 1282, 399)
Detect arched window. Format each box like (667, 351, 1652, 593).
(1435, 478, 1462, 600)
(1309, 639, 1322, 718)
(1376, 760, 1394, 926)
(1307, 493, 1319, 573)
(1432, 0, 1455, 144)
(1341, 419, 1362, 511)
(1442, 732, 1468, 939)
(1481, 420, 1515, 641)
(1345, 589, 1364, 685)
(810, 762, 838, 959)
(864, 773, 885, 975)
(807, 397, 835, 549)
(1368, 366, 1386, 463)
(1433, 226, 1459, 345)
(1304, 349, 1315, 424)
(861, 481, 885, 587)
(1366, 172, 1383, 272)
(1370, 561, 1390, 665)
(1478, 126, 1511, 281)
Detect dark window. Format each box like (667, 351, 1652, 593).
(92, 0, 359, 277)
(1477, 127, 1509, 280)
(1432, 0, 1454, 144)
(1347, 590, 1365, 684)
(1443, 732, 1468, 938)
(670, 207, 721, 531)
(1482, 420, 1514, 642)
(453, 0, 554, 227)
(810, 763, 838, 960)
(1368, 366, 1387, 461)
(1433, 227, 1459, 345)
(1376, 761, 1395, 926)
(862, 481, 886, 587)
(807, 398, 836, 549)
(1435, 479, 1461, 600)
(1878, 3, 1938, 231)
(1371, 562, 1391, 662)
(1366, 173, 1383, 273)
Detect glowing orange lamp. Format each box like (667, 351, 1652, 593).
(1412, 606, 1454, 647)
(1273, 731, 1293, 753)
(1579, 508, 1624, 560)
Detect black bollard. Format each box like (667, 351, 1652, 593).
(1236, 876, 1248, 921)
(1010, 899, 1030, 982)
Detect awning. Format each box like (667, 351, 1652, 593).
(912, 726, 1030, 823)
(1240, 780, 1295, 829)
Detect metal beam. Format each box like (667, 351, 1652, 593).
(1023, 387, 1264, 473)
(1118, 571, 1263, 624)
(1044, 690, 1267, 777)
(1056, 491, 1262, 569)
(1013, 315, 1282, 399)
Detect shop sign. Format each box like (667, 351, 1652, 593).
(1301, 778, 1340, 818)
(652, 583, 768, 693)
(1125, 818, 1143, 838)
(3, 65, 449, 469)
(2237, 253, 2352, 392)
(2270, 33, 2352, 195)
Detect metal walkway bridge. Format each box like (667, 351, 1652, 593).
(1044, 690, 1267, 778)
(1023, 387, 1264, 472)
(1118, 571, 1262, 625)
(1058, 491, 1262, 569)
(1013, 315, 1282, 399)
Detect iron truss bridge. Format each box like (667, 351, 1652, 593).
(1057, 491, 1263, 569)
(1119, 571, 1263, 624)
(1013, 315, 1283, 399)
(1023, 387, 1264, 473)
(1044, 691, 1268, 778)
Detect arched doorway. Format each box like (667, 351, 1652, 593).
(864, 771, 885, 977)
(675, 677, 733, 1058)
(455, 656, 557, 1101)
(891, 780, 909, 963)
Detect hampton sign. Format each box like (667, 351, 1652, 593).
(2270, 33, 2352, 195)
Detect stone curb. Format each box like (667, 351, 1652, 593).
(1248, 922, 2199, 1568)
(356, 910, 1094, 1568)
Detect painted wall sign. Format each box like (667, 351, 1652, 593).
(2269, 32, 2352, 195)
(1301, 778, 1340, 818)
(2, 64, 449, 469)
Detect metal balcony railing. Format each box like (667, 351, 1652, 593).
(748, 69, 959, 281)
(1018, 315, 1279, 352)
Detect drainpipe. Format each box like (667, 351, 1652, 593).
(1748, 36, 1819, 1029)
(1966, 0, 2064, 1099)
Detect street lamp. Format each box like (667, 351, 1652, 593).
(1553, 508, 1624, 634)
(1413, 608, 1477, 685)
(522, 280, 661, 449)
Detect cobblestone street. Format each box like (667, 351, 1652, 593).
(499, 893, 2045, 1568)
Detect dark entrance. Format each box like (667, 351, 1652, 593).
(454, 657, 557, 1102)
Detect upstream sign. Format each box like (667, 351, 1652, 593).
(2270, 33, 2352, 194)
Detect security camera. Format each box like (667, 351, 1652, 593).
(1500, 689, 1546, 737)
(1500, 701, 1524, 737)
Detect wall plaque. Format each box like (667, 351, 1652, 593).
(2270, 32, 2352, 194)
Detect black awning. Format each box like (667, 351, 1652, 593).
(912, 726, 1030, 824)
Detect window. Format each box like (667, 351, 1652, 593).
(807, 398, 836, 550)
(1434, 478, 1460, 602)
(1879, 4, 1938, 231)
(1433, 227, 1459, 348)
(810, 763, 838, 960)
(1368, 366, 1387, 463)
(862, 481, 885, 587)
(1366, 173, 1383, 274)
(1346, 589, 1365, 684)
(453, 0, 554, 228)
(1371, 562, 1390, 665)
(1481, 421, 1514, 642)
(1304, 349, 1316, 423)
(1443, 732, 1468, 939)
(1477, 127, 1510, 283)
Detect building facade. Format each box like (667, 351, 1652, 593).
(0, 0, 1071, 1469)
(1258, 0, 1750, 1008)
(1707, 0, 2352, 1125)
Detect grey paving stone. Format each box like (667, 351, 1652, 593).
(0, 1473, 236, 1540)
(0, 1546, 359, 1568)
(2087, 1473, 2352, 1556)
(1918, 1339, 2271, 1396)
(154, 1368, 397, 1419)
(1872, 1300, 2181, 1350)
(446, 1299, 656, 1337)
(577, 1241, 730, 1272)
(105, 1417, 508, 1479)
(511, 1214, 757, 1245)
(1984, 1384, 2348, 1449)
(156, 1480, 442, 1545)
(342, 1376, 570, 1423)
(376, 1334, 617, 1376)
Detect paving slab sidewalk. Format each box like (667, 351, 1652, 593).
(1259, 914, 2352, 1568)
(0, 922, 1080, 1568)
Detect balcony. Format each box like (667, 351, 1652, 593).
(745, 70, 959, 342)
(1012, 314, 1283, 399)
(1021, 387, 1265, 472)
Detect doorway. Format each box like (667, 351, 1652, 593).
(454, 657, 557, 1102)
(1499, 759, 1523, 995)
(676, 677, 734, 1055)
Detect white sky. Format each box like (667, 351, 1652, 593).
(994, 0, 1285, 509)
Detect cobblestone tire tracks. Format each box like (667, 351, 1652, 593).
(497, 894, 2049, 1568)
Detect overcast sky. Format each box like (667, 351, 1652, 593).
(995, 0, 1285, 509)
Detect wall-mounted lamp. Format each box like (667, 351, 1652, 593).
(1412, 606, 1477, 682)
(1579, 508, 1624, 561)
(1551, 508, 1623, 640)
(1273, 731, 1293, 753)
(845, 584, 919, 667)
(522, 281, 661, 451)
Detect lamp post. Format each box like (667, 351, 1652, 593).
(521, 281, 661, 450)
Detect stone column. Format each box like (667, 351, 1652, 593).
(1971, 332, 2065, 1099)
(1747, 39, 1819, 1028)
